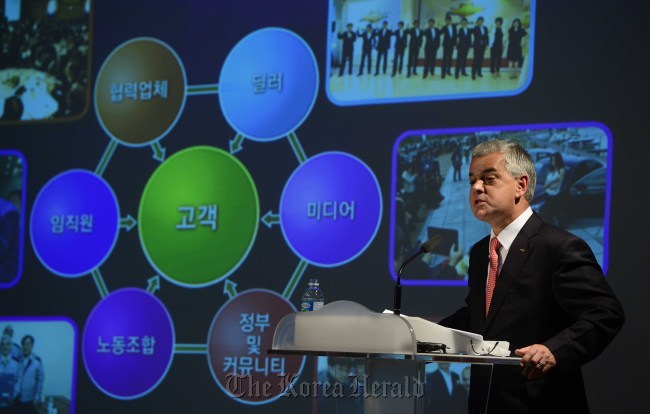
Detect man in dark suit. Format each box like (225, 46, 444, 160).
(439, 140, 624, 413)
(374, 20, 391, 76)
(455, 17, 471, 78)
(440, 15, 457, 79)
(425, 363, 466, 414)
(471, 16, 489, 79)
(406, 19, 423, 78)
(392, 21, 407, 77)
(490, 17, 505, 78)
(422, 18, 440, 79)
(337, 23, 357, 77)
(357, 24, 374, 76)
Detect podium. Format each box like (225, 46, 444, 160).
(271, 301, 520, 414)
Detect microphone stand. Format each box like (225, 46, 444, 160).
(393, 235, 442, 315)
(393, 249, 425, 315)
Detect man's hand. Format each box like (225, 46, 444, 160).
(448, 243, 464, 266)
(514, 344, 557, 380)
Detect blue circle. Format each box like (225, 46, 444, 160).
(219, 28, 319, 141)
(30, 170, 120, 277)
(280, 152, 382, 267)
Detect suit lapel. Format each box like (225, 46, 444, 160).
(484, 213, 543, 331)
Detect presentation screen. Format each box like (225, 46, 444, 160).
(0, 0, 643, 412)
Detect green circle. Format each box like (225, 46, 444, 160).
(139, 146, 259, 287)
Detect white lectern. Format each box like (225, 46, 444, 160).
(271, 300, 520, 414)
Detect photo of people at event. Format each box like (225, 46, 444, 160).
(0, 0, 92, 122)
(328, 0, 533, 104)
(0, 322, 74, 414)
(391, 125, 609, 282)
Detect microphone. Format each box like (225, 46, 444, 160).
(394, 235, 442, 315)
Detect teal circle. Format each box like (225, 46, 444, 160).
(219, 27, 319, 141)
(139, 146, 259, 287)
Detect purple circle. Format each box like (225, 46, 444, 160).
(280, 152, 382, 267)
(30, 169, 119, 277)
(82, 288, 175, 399)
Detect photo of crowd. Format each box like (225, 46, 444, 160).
(391, 124, 610, 283)
(0, 0, 92, 122)
(327, 0, 533, 105)
(0, 321, 75, 414)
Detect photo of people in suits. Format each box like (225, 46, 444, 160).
(327, 0, 534, 105)
(0, 320, 75, 414)
(391, 124, 610, 284)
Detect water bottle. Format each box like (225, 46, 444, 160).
(300, 278, 324, 311)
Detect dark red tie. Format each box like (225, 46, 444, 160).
(485, 237, 500, 317)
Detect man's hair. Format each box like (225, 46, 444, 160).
(472, 140, 537, 202)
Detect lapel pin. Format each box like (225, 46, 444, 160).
(519, 248, 526, 253)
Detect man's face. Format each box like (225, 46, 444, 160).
(0, 341, 10, 357)
(469, 152, 524, 225)
(22, 338, 33, 357)
(461, 369, 470, 391)
(428, 20, 435, 28)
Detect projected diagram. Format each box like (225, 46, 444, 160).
(29, 29, 382, 405)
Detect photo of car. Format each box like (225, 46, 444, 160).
(532, 154, 604, 225)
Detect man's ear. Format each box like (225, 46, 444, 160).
(516, 174, 529, 199)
